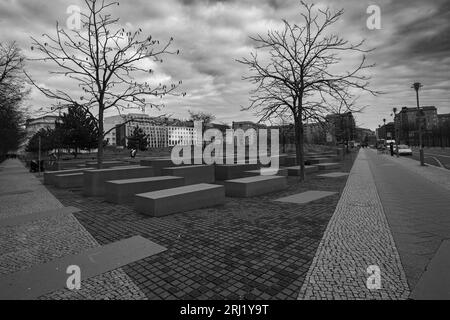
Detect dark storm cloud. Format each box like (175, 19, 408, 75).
(0, 0, 448, 128)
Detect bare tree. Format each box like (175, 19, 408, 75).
(0, 42, 28, 156)
(188, 110, 216, 128)
(237, 2, 378, 180)
(26, 0, 184, 167)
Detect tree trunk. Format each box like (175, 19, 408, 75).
(294, 116, 305, 181)
(97, 108, 104, 169)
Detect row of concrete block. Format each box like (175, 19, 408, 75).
(44, 156, 341, 218)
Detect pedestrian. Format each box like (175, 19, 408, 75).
(390, 142, 394, 156)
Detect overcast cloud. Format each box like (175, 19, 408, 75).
(1, 0, 449, 130)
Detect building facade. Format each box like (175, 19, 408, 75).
(25, 115, 60, 136)
(394, 106, 438, 145)
(104, 113, 196, 149)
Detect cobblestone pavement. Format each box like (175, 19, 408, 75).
(0, 159, 146, 299)
(298, 150, 410, 300)
(367, 150, 450, 290)
(45, 154, 357, 300)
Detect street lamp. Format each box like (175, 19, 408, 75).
(392, 107, 399, 157)
(412, 82, 425, 166)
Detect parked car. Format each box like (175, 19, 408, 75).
(397, 144, 413, 156)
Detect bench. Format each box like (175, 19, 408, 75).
(54, 172, 85, 188)
(286, 165, 319, 176)
(215, 163, 260, 180)
(105, 176, 185, 204)
(243, 167, 288, 177)
(134, 183, 225, 217)
(83, 166, 154, 197)
(161, 165, 215, 185)
(224, 175, 288, 197)
(317, 163, 341, 171)
(44, 168, 93, 185)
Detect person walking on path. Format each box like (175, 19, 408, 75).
(390, 142, 395, 156)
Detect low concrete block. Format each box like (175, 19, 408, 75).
(224, 175, 288, 197)
(307, 157, 336, 164)
(83, 166, 154, 197)
(85, 161, 130, 169)
(284, 156, 297, 166)
(140, 158, 177, 176)
(134, 183, 225, 217)
(243, 167, 288, 177)
(287, 165, 319, 176)
(269, 154, 288, 166)
(162, 165, 215, 185)
(44, 168, 93, 185)
(215, 163, 260, 180)
(105, 176, 185, 204)
(54, 172, 85, 188)
(317, 163, 341, 171)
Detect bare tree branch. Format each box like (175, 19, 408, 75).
(25, 0, 185, 166)
(237, 1, 378, 180)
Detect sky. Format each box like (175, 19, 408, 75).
(0, 0, 449, 131)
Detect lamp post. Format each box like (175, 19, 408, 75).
(412, 82, 425, 166)
(392, 108, 399, 157)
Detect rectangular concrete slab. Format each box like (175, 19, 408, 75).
(134, 183, 225, 217)
(83, 166, 154, 197)
(224, 175, 288, 197)
(411, 240, 450, 300)
(317, 163, 341, 171)
(85, 160, 130, 169)
(269, 154, 288, 166)
(243, 167, 288, 177)
(0, 206, 80, 228)
(54, 173, 85, 189)
(307, 157, 336, 164)
(215, 163, 260, 180)
(44, 168, 93, 185)
(0, 235, 166, 300)
(162, 165, 215, 185)
(284, 156, 298, 166)
(275, 190, 337, 204)
(140, 158, 177, 176)
(287, 165, 319, 176)
(318, 172, 349, 178)
(105, 176, 185, 204)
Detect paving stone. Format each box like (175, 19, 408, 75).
(275, 191, 337, 205)
(297, 150, 410, 300)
